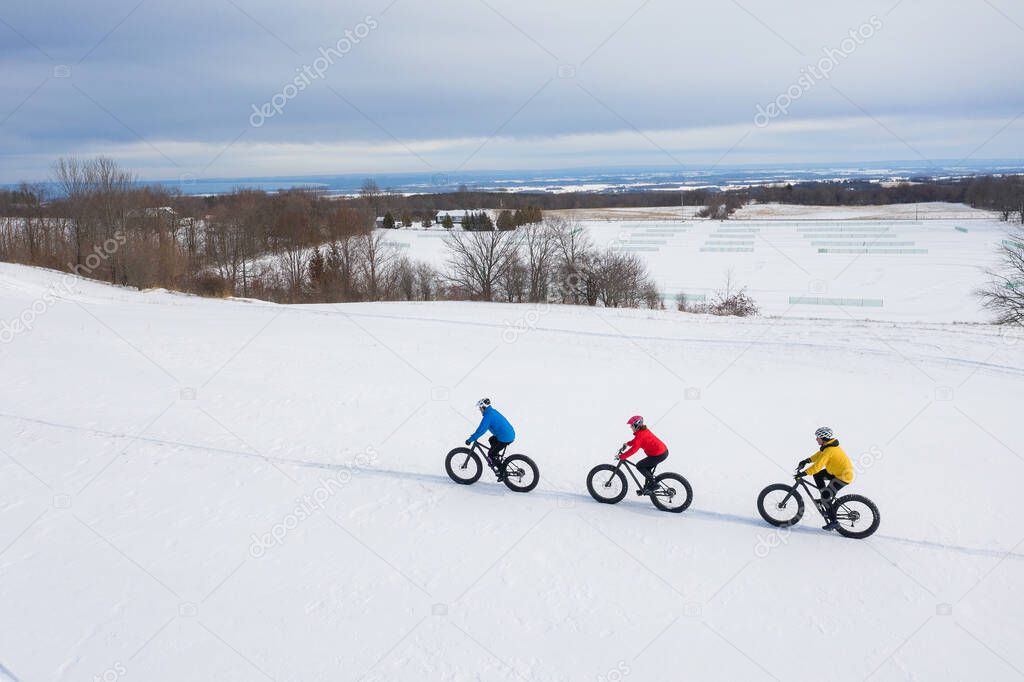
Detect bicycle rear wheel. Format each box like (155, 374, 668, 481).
(650, 473, 693, 513)
(445, 447, 482, 484)
(501, 454, 539, 492)
(586, 464, 627, 504)
(757, 484, 804, 527)
(833, 494, 881, 539)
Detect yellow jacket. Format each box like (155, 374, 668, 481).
(803, 440, 854, 483)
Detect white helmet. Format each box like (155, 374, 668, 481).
(815, 426, 834, 440)
(476, 398, 491, 409)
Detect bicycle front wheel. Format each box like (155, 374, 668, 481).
(586, 464, 627, 504)
(501, 454, 539, 492)
(757, 484, 804, 527)
(445, 447, 482, 485)
(650, 473, 693, 513)
(833, 494, 881, 539)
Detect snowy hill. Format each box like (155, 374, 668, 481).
(1, 263, 1022, 681)
(379, 213, 1012, 324)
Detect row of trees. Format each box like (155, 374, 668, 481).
(496, 206, 543, 230)
(698, 194, 745, 220)
(0, 158, 372, 299)
(376, 208, 544, 231)
(460, 211, 495, 231)
(741, 176, 1024, 222)
(350, 175, 1024, 222)
(0, 158, 662, 311)
(291, 218, 664, 308)
(443, 218, 661, 307)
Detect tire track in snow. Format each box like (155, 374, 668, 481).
(303, 308, 1024, 378)
(4, 411, 1023, 564)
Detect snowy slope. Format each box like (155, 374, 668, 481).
(382, 212, 1011, 323)
(1, 263, 1023, 681)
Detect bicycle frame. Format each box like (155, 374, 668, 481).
(469, 440, 513, 478)
(789, 475, 841, 519)
(616, 456, 676, 498)
(470, 440, 506, 461)
(616, 458, 648, 488)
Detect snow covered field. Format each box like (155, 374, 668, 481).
(1, 259, 1022, 681)
(385, 205, 1012, 324)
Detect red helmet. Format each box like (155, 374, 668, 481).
(627, 415, 644, 429)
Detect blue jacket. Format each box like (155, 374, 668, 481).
(468, 406, 516, 443)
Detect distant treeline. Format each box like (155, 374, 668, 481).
(2, 157, 1023, 304)
(0, 159, 370, 299)
(743, 176, 1024, 217)
(353, 175, 1024, 220)
(0, 158, 659, 308)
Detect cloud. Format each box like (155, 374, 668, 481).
(1, 0, 1023, 181)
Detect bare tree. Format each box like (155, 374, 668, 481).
(359, 178, 382, 217)
(549, 217, 595, 304)
(52, 157, 92, 267)
(415, 261, 439, 301)
(978, 230, 1024, 325)
(394, 256, 417, 300)
(91, 157, 133, 283)
(521, 220, 557, 302)
(204, 206, 248, 293)
(17, 182, 47, 264)
(497, 254, 527, 303)
(358, 231, 396, 301)
(443, 229, 519, 301)
(593, 250, 657, 308)
(325, 236, 359, 301)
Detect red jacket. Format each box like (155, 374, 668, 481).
(620, 427, 667, 459)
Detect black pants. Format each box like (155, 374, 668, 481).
(487, 435, 511, 463)
(813, 471, 847, 518)
(636, 451, 668, 482)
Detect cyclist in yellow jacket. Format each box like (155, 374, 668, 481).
(796, 427, 854, 531)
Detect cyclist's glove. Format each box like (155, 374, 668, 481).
(794, 470, 807, 478)
(798, 458, 811, 468)
(465, 439, 472, 446)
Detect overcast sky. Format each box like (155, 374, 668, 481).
(1, 0, 1023, 182)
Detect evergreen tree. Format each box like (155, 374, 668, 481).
(496, 210, 515, 231)
(382, 211, 396, 229)
(463, 211, 494, 231)
(441, 214, 454, 229)
(512, 206, 542, 226)
(308, 247, 325, 296)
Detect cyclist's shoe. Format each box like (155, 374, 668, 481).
(822, 519, 839, 531)
(640, 480, 658, 495)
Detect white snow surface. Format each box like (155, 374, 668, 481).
(1, 262, 1023, 681)
(381, 210, 1014, 324)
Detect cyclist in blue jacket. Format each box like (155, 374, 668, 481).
(466, 398, 516, 472)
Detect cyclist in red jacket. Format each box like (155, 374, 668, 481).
(619, 415, 668, 493)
